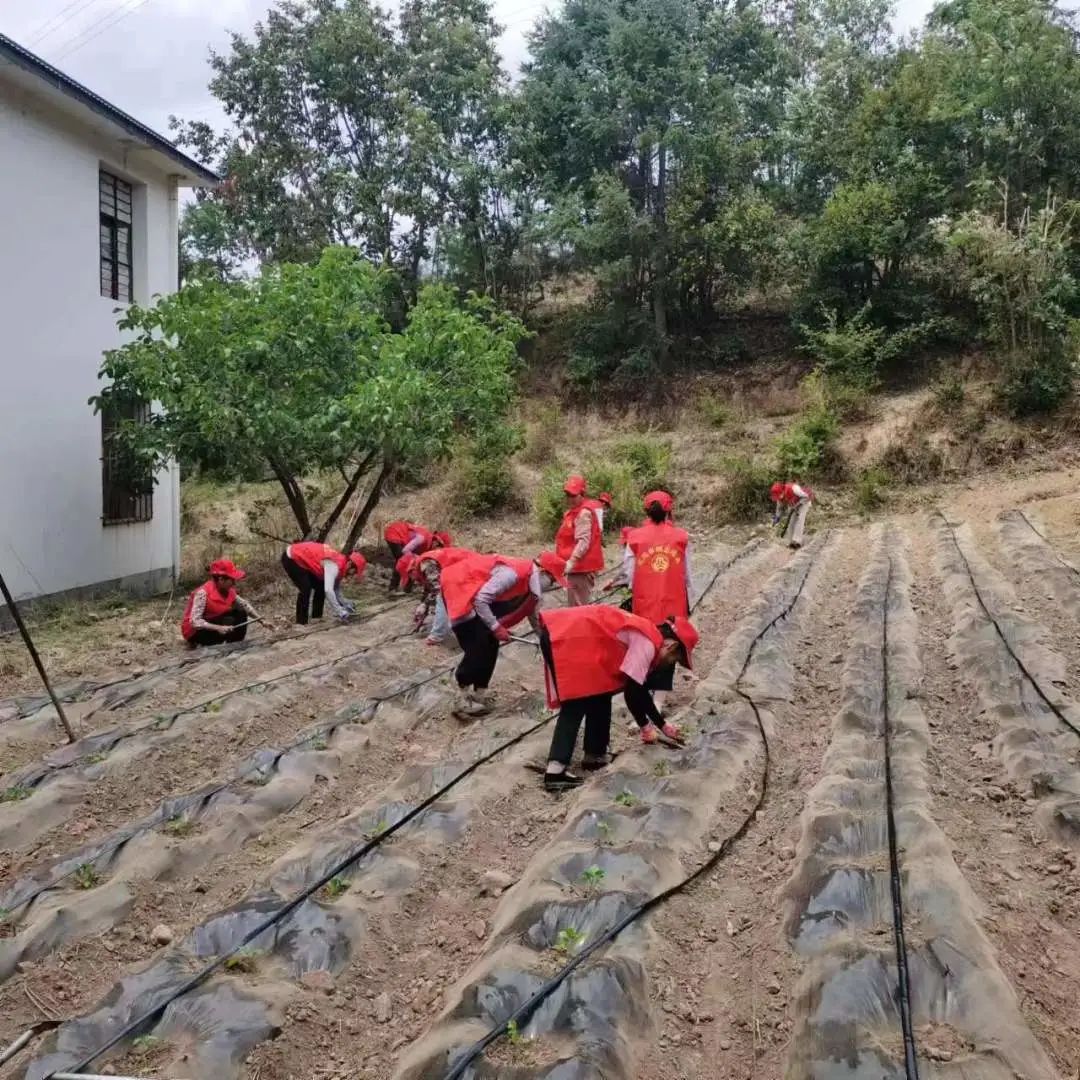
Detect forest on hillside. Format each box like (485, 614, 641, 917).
(175, 0, 1080, 408)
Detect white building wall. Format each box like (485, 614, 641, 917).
(0, 89, 180, 605)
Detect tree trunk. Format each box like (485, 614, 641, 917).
(342, 458, 396, 553)
(653, 143, 670, 368)
(316, 449, 378, 541)
(267, 454, 312, 538)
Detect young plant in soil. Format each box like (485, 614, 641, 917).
(203, 701, 223, 714)
(73, 863, 100, 889)
(131, 1035, 165, 1055)
(506, 1019, 523, 1045)
(595, 819, 614, 846)
(322, 876, 350, 900)
(308, 735, 328, 751)
(163, 815, 196, 837)
(653, 760, 671, 778)
(580, 865, 606, 892)
(224, 948, 262, 973)
(368, 818, 389, 839)
(85, 751, 109, 765)
(553, 926, 586, 955)
(1, 785, 31, 803)
(614, 790, 638, 808)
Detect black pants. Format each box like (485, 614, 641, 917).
(386, 541, 404, 591)
(541, 628, 613, 765)
(282, 553, 325, 625)
(452, 600, 521, 690)
(189, 605, 248, 647)
(646, 664, 674, 692)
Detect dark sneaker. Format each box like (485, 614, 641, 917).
(544, 771, 584, 792)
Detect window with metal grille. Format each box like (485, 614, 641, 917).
(99, 170, 133, 302)
(101, 397, 153, 525)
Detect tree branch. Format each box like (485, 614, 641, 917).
(317, 448, 379, 541)
(343, 457, 395, 553)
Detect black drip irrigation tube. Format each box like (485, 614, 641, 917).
(937, 514, 1080, 741)
(0, 597, 414, 722)
(879, 552, 920, 1080)
(442, 534, 827, 1080)
(1013, 509, 1080, 582)
(35, 543, 755, 1079)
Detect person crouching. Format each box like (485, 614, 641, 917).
(441, 551, 567, 720)
(180, 560, 263, 647)
(539, 607, 698, 791)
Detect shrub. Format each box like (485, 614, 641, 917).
(1001, 352, 1076, 416)
(877, 436, 945, 483)
(800, 304, 885, 388)
(535, 460, 639, 534)
(932, 374, 965, 411)
(521, 402, 562, 465)
(855, 467, 889, 514)
(697, 394, 733, 429)
(612, 437, 671, 490)
(713, 456, 773, 523)
(448, 428, 524, 518)
(774, 405, 839, 478)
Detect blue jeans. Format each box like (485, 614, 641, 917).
(429, 594, 450, 640)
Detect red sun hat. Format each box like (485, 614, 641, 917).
(770, 482, 785, 501)
(348, 552, 367, 578)
(433, 531, 452, 548)
(396, 553, 419, 587)
(563, 474, 587, 496)
(209, 558, 245, 581)
(598, 491, 613, 507)
(669, 615, 699, 670)
(535, 551, 568, 589)
(643, 490, 674, 513)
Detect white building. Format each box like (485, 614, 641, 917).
(0, 32, 217, 614)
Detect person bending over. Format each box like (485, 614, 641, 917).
(281, 541, 366, 625)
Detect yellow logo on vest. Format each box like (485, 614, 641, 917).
(637, 544, 682, 572)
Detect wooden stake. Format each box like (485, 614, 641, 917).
(0, 570, 76, 743)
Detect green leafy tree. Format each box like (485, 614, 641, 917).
(91, 247, 526, 547)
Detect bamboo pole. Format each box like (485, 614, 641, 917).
(0, 570, 76, 743)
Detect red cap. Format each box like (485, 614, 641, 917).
(598, 492, 613, 507)
(209, 558, 245, 581)
(770, 482, 784, 501)
(535, 551, 568, 588)
(433, 531, 452, 548)
(395, 553, 419, 587)
(563, 475, 587, 496)
(669, 616, 699, 670)
(643, 490, 674, 513)
(348, 552, 367, 578)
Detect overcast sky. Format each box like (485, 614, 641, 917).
(1, 0, 938, 143)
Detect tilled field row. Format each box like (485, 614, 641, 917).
(783, 525, 1056, 1078)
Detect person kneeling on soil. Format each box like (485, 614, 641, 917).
(280, 541, 367, 625)
(770, 478, 814, 550)
(397, 545, 473, 645)
(442, 551, 568, 720)
(383, 521, 451, 591)
(181, 559, 264, 647)
(539, 607, 698, 792)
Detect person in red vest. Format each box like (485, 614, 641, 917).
(441, 551, 568, 719)
(618, 490, 693, 716)
(584, 491, 613, 532)
(384, 521, 450, 591)
(280, 541, 367, 625)
(180, 559, 264, 647)
(555, 475, 605, 606)
(538, 607, 699, 791)
(770, 477, 814, 549)
(396, 545, 474, 644)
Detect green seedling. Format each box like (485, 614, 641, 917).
(85, 752, 109, 765)
(132, 1035, 164, 1054)
(653, 760, 671, 778)
(163, 815, 196, 837)
(614, 790, 637, 808)
(308, 735, 328, 751)
(73, 863, 99, 890)
(553, 926, 586, 954)
(0, 785, 31, 803)
(223, 948, 262, 973)
(323, 876, 350, 900)
(246, 771, 271, 786)
(595, 819, 613, 845)
(580, 865, 605, 889)
(368, 818, 389, 838)
(203, 701, 223, 714)
(506, 1019, 523, 1045)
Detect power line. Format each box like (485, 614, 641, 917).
(50, 0, 153, 64)
(26, 0, 107, 46)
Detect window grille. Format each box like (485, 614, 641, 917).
(101, 397, 153, 524)
(99, 170, 133, 302)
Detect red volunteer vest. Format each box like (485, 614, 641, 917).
(418, 546, 471, 573)
(781, 483, 813, 506)
(289, 542, 347, 578)
(385, 521, 433, 550)
(540, 606, 664, 706)
(554, 505, 604, 573)
(181, 581, 237, 641)
(441, 554, 533, 622)
(627, 521, 690, 622)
